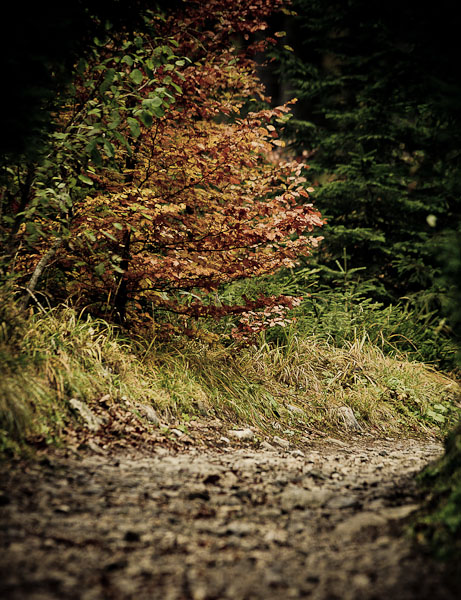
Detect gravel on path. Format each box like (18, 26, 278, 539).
(1, 436, 460, 600)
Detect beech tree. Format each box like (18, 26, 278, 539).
(3, 0, 323, 331)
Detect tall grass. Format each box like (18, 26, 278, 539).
(0, 294, 459, 456)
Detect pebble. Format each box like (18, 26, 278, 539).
(228, 428, 255, 441)
(273, 436, 290, 449)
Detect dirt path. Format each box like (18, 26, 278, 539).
(1, 436, 460, 600)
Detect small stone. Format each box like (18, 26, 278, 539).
(352, 573, 371, 589)
(69, 398, 104, 432)
(225, 521, 254, 536)
(87, 439, 106, 455)
(335, 512, 387, 538)
(291, 450, 305, 458)
(326, 495, 360, 509)
(171, 428, 185, 437)
(280, 486, 333, 510)
(273, 436, 290, 449)
(336, 406, 362, 431)
(287, 404, 306, 417)
(228, 428, 255, 441)
(220, 436, 230, 444)
(325, 437, 347, 447)
(136, 403, 160, 426)
(261, 441, 276, 451)
(381, 504, 419, 520)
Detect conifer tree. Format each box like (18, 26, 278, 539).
(274, 0, 461, 306)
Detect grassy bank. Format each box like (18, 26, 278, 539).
(1, 300, 459, 456)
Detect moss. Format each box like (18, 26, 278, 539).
(414, 423, 461, 559)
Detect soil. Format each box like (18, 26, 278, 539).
(1, 423, 460, 600)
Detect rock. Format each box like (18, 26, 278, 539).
(336, 406, 362, 431)
(326, 494, 360, 509)
(286, 404, 306, 417)
(291, 450, 305, 458)
(335, 512, 387, 538)
(225, 521, 254, 536)
(171, 428, 185, 437)
(220, 436, 231, 444)
(381, 504, 419, 520)
(325, 437, 347, 447)
(273, 436, 290, 449)
(280, 486, 333, 510)
(136, 403, 160, 426)
(69, 398, 104, 432)
(86, 439, 106, 455)
(260, 441, 276, 452)
(228, 428, 255, 441)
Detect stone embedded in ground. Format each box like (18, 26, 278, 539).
(273, 436, 290, 449)
(228, 428, 255, 441)
(336, 406, 362, 431)
(136, 403, 161, 425)
(260, 441, 277, 452)
(326, 494, 361, 510)
(69, 398, 104, 432)
(286, 404, 306, 417)
(381, 504, 420, 520)
(335, 512, 387, 538)
(280, 485, 333, 510)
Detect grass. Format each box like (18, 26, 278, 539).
(1, 296, 459, 456)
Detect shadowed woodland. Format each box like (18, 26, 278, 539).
(1, 1, 461, 597)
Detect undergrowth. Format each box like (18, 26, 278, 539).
(0, 296, 459, 456)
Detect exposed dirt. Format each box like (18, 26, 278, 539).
(1, 430, 460, 600)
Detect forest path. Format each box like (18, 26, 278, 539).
(1, 437, 460, 600)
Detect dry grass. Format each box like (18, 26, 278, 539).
(0, 301, 459, 455)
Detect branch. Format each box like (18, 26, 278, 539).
(21, 238, 62, 309)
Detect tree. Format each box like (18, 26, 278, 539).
(272, 0, 461, 307)
(2, 0, 323, 329)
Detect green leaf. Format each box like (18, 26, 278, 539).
(78, 174, 94, 185)
(103, 140, 115, 158)
(152, 106, 165, 118)
(113, 222, 124, 230)
(427, 410, 445, 423)
(95, 263, 106, 276)
(127, 117, 141, 138)
(100, 68, 116, 92)
(121, 55, 134, 66)
(130, 69, 144, 85)
(142, 96, 163, 108)
(102, 230, 117, 241)
(138, 110, 153, 128)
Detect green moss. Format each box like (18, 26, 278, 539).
(414, 423, 461, 559)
